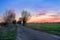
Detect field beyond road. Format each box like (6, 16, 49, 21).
(26, 23, 60, 36)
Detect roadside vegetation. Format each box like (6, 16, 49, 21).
(0, 9, 17, 40)
(0, 23, 17, 40)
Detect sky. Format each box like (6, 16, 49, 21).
(0, 0, 60, 22)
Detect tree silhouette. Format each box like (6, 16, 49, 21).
(3, 9, 16, 23)
(17, 18, 22, 24)
(12, 20, 16, 24)
(21, 10, 31, 26)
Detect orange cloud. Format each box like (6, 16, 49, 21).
(27, 16, 60, 23)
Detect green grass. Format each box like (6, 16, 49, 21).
(0, 23, 17, 40)
(26, 23, 60, 36)
(40, 23, 60, 31)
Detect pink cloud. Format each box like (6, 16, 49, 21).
(36, 11, 48, 16)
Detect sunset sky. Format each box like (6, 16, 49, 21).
(0, 0, 60, 22)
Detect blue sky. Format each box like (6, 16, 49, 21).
(0, 0, 60, 18)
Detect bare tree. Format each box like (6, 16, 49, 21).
(21, 10, 31, 26)
(3, 9, 16, 23)
(17, 18, 22, 24)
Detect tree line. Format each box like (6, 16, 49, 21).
(1, 9, 31, 26)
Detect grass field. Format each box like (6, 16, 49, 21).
(26, 23, 60, 36)
(0, 23, 17, 40)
